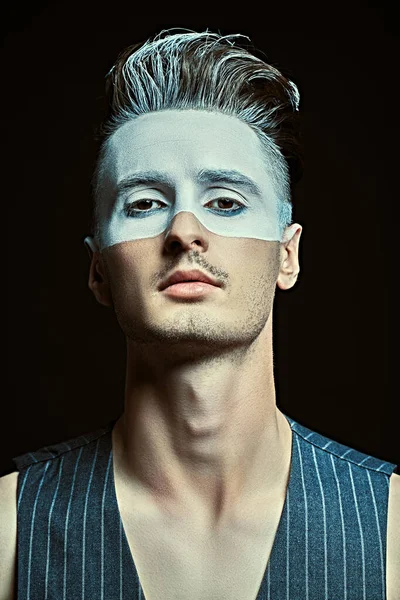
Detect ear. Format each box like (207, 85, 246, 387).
(276, 224, 303, 291)
(84, 236, 113, 308)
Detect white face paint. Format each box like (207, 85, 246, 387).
(84, 110, 291, 253)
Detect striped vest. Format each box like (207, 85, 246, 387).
(13, 414, 397, 600)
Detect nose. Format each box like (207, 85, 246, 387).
(163, 210, 209, 255)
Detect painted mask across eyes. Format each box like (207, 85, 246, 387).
(84, 186, 284, 253)
(83, 110, 295, 254)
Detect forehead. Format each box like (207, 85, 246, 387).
(102, 110, 277, 195)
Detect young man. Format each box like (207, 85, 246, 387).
(1, 30, 399, 600)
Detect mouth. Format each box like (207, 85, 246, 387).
(158, 269, 222, 291)
(160, 280, 220, 298)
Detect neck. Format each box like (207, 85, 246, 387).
(112, 317, 292, 528)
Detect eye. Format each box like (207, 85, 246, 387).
(205, 198, 245, 213)
(124, 199, 165, 217)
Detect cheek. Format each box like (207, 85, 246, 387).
(103, 242, 151, 297)
(230, 240, 280, 276)
(104, 240, 152, 269)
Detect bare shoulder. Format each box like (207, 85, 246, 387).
(387, 471, 400, 600)
(0, 471, 18, 600)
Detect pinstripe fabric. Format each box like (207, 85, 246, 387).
(13, 414, 397, 600)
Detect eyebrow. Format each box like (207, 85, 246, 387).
(197, 169, 263, 197)
(115, 168, 264, 198)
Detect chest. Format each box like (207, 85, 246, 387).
(119, 500, 283, 600)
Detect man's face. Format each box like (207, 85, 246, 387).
(91, 110, 295, 359)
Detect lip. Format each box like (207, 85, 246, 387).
(161, 281, 219, 298)
(159, 269, 221, 291)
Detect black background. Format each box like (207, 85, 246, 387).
(3, 1, 398, 475)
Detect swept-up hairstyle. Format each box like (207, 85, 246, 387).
(90, 29, 303, 244)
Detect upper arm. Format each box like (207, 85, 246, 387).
(0, 471, 18, 600)
(387, 471, 400, 600)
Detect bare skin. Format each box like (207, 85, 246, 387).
(105, 229, 295, 531)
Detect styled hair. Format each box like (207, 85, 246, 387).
(90, 29, 303, 243)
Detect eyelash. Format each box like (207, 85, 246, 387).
(124, 198, 246, 217)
